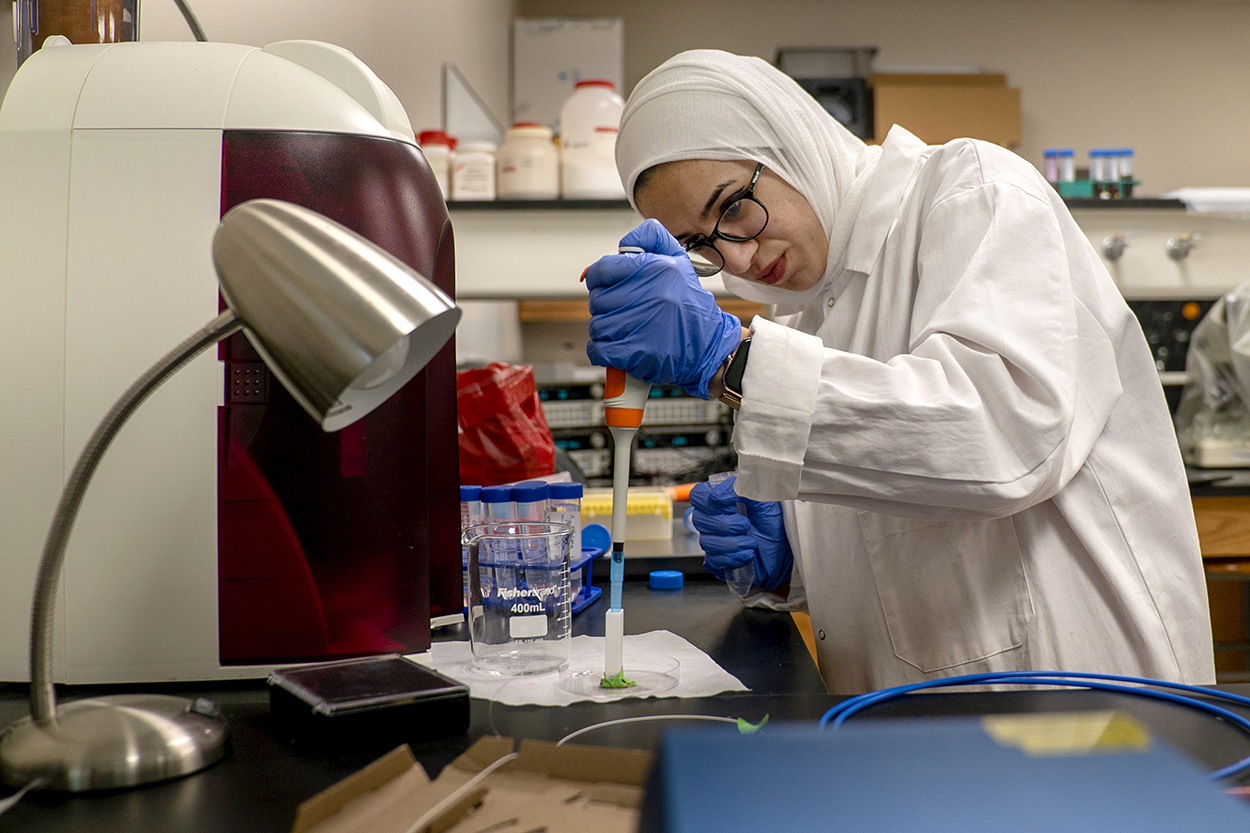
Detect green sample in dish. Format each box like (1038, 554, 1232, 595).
(599, 670, 637, 689)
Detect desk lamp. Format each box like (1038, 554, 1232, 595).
(0, 198, 462, 792)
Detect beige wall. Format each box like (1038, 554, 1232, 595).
(3, 1, 1244, 193)
(518, 0, 1250, 195)
(0, 0, 517, 137)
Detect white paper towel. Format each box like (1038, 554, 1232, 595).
(415, 630, 748, 706)
(1164, 187, 1250, 214)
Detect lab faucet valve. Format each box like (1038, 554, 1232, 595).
(1167, 232, 1205, 262)
(1102, 232, 1129, 262)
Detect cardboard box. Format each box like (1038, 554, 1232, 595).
(291, 736, 653, 833)
(512, 18, 624, 131)
(872, 72, 1021, 147)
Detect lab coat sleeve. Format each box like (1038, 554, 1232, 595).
(731, 315, 825, 498)
(734, 181, 1124, 518)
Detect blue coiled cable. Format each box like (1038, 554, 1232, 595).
(818, 670, 1250, 781)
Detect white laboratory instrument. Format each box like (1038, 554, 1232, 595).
(0, 39, 460, 684)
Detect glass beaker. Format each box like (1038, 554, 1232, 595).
(462, 521, 574, 676)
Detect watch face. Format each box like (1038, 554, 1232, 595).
(726, 338, 751, 388)
(721, 338, 751, 407)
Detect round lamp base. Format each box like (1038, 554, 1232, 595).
(0, 693, 229, 792)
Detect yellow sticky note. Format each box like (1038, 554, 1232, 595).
(982, 711, 1152, 757)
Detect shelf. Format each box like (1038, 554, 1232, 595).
(1063, 198, 1185, 210)
(519, 298, 767, 323)
(448, 199, 632, 211)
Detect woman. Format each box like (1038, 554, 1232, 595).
(583, 49, 1214, 694)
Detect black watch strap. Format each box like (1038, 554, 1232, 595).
(719, 337, 752, 408)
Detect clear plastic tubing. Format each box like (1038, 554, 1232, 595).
(460, 484, 482, 561)
(707, 472, 754, 599)
(1088, 149, 1105, 195)
(1118, 148, 1135, 198)
(1058, 149, 1076, 184)
(1042, 149, 1059, 186)
(548, 481, 584, 558)
(511, 480, 551, 526)
(1090, 149, 1118, 199)
(1103, 149, 1121, 198)
(459, 485, 481, 606)
(478, 485, 517, 591)
(512, 480, 551, 564)
(460, 485, 482, 533)
(479, 484, 515, 526)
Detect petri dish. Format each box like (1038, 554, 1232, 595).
(557, 652, 679, 700)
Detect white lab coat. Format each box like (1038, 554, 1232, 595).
(734, 126, 1215, 694)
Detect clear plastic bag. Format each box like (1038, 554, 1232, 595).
(1175, 284, 1250, 464)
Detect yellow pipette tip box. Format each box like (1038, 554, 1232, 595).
(582, 488, 673, 541)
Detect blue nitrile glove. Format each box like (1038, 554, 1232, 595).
(689, 475, 793, 591)
(585, 219, 742, 399)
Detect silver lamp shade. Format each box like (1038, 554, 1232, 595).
(214, 199, 461, 432)
(0, 199, 460, 791)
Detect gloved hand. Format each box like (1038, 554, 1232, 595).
(585, 219, 742, 399)
(689, 475, 792, 591)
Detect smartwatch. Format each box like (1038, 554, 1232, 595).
(718, 337, 752, 409)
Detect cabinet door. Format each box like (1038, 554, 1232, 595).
(1193, 496, 1250, 681)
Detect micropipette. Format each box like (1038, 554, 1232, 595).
(602, 365, 650, 684)
(600, 244, 651, 685)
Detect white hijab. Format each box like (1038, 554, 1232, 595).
(615, 49, 881, 312)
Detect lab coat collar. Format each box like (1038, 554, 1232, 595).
(843, 125, 930, 276)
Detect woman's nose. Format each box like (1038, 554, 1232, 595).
(718, 239, 758, 277)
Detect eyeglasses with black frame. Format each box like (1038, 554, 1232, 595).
(684, 162, 770, 278)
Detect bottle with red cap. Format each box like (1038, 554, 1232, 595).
(497, 122, 559, 200)
(559, 80, 626, 200)
(417, 129, 456, 199)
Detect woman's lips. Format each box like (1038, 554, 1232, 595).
(757, 254, 786, 285)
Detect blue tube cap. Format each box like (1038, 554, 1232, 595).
(511, 480, 550, 502)
(581, 522, 611, 557)
(460, 485, 482, 501)
(649, 569, 684, 590)
(549, 481, 584, 499)
(479, 485, 512, 504)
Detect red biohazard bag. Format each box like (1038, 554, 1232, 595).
(457, 362, 556, 486)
